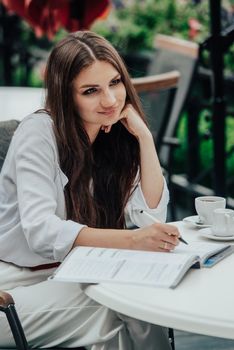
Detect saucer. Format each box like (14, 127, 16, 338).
(182, 215, 211, 228)
(199, 227, 234, 241)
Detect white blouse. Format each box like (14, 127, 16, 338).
(0, 113, 169, 267)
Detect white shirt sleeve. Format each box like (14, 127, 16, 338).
(13, 117, 85, 262)
(125, 177, 169, 228)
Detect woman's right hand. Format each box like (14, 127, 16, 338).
(131, 223, 180, 252)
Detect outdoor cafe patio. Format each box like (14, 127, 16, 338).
(1, 0, 234, 349)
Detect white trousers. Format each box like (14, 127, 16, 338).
(0, 261, 171, 350)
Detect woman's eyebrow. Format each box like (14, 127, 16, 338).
(110, 73, 121, 81)
(79, 74, 120, 89)
(79, 83, 99, 88)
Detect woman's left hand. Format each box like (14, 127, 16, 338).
(120, 104, 151, 140)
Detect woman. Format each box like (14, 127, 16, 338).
(0, 31, 180, 349)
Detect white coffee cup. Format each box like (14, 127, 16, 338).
(211, 208, 234, 237)
(195, 196, 226, 225)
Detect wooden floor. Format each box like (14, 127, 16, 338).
(174, 330, 234, 349)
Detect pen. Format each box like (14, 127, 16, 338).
(139, 210, 188, 245)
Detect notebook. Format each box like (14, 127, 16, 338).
(49, 242, 233, 289)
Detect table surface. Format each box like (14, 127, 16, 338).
(0, 87, 44, 121)
(83, 221, 234, 339)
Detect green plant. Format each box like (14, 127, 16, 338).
(174, 111, 234, 196)
(92, 0, 210, 54)
(93, 1, 234, 75)
(0, 3, 68, 87)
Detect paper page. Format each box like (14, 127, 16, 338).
(174, 241, 230, 262)
(52, 247, 198, 288)
(66, 246, 193, 262)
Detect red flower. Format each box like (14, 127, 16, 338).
(1, 0, 110, 39)
(188, 18, 202, 40)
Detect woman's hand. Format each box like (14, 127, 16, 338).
(131, 223, 180, 252)
(101, 104, 150, 138)
(120, 104, 151, 140)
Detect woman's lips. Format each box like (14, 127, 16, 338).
(98, 107, 118, 116)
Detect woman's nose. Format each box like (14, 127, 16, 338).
(100, 89, 116, 108)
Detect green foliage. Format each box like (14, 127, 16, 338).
(92, 0, 210, 54)
(0, 10, 59, 87)
(224, 44, 234, 75)
(174, 112, 234, 195)
(93, 0, 234, 73)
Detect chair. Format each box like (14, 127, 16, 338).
(0, 120, 20, 171)
(147, 34, 199, 220)
(132, 71, 180, 221)
(132, 71, 180, 152)
(0, 290, 86, 350)
(0, 290, 28, 350)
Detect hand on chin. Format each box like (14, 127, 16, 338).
(101, 113, 122, 133)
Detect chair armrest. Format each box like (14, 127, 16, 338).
(0, 290, 14, 308)
(163, 136, 180, 147)
(132, 71, 180, 93)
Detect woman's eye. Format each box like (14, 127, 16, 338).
(110, 78, 121, 86)
(83, 87, 97, 95)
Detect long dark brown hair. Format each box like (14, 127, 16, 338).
(44, 31, 147, 229)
